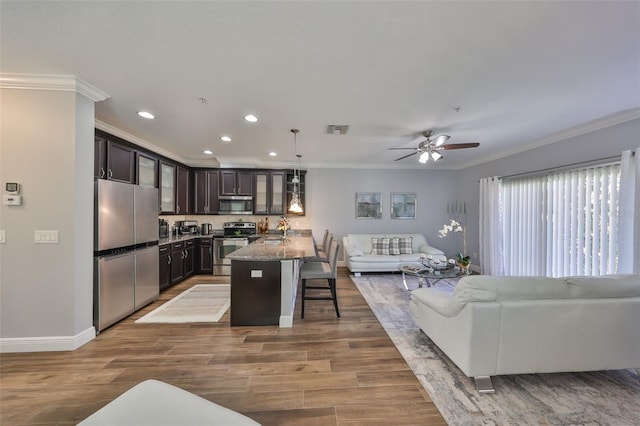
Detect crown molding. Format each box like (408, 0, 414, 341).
(95, 120, 190, 165)
(458, 108, 640, 170)
(0, 73, 110, 102)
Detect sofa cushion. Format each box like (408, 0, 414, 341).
(371, 237, 391, 255)
(567, 274, 640, 298)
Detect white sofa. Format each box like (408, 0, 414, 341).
(343, 233, 446, 274)
(409, 274, 640, 393)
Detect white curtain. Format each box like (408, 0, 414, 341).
(618, 148, 640, 274)
(479, 177, 504, 275)
(502, 164, 622, 277)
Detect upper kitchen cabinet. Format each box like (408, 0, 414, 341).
(159, 162, 175, 213)
(136, 153, 158, 188)
(220, 170, 253, 196)
(94, 135, 135, 183)
(159, 163, 190, 214)
(176, 166, 190, 215)
(193, 170, 219, 214)
(254, 171, 285, 215)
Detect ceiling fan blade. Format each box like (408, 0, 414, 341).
(441, 142, 480, 150)
(394, 152, 418, 161)
(388, 147, 418, 150)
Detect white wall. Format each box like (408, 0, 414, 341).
(306, 168, 463, 256)
(0, 87, 95, 350)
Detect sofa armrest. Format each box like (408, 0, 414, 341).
(342, 236, 364, 257)
(411, 288, 462, 317)
(418, 244, 444, 256)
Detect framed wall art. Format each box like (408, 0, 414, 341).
(391, 192, 416, 219)
(355, 192, 382, 219)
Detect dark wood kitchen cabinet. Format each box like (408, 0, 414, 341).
(176, 166, 190, 214)
(136, 152, 158, 188)
(254, 171, 285, 215)
(220, 170, 253, 196)
(197, 238, 213, 274)
(170, 241, 185, 284)
(183, 239, 195, 278)
(159, 163, 190, 214)
(159, 244, 172, 291)
(193, 170, 219, 214)
(94, 136, 135, 183)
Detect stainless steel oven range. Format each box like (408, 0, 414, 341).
(212, 221, 257, 275)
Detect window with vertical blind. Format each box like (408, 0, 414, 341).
(502, 163, 621, 277)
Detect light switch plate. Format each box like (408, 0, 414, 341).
(0, 230, 5, 244)
(34, 230, 59, 244)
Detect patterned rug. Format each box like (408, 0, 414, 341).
(135, 284, 230, 323)
(351, 273, 640, 426)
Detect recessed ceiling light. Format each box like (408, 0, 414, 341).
(203, 150, 213, 155)
(137, 111, 155, 119)
(220, 136, 232, 142)
(269, 152, 277, 157)
(244, 114, 258, 123)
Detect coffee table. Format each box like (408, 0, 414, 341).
(397, 262, 469, 291)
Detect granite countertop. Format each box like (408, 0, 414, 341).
(228, 234, 316, 261)
(159, 234, 213, 245)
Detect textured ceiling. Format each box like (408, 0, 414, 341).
(1, 1, 639, 169)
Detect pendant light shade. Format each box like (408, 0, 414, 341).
(288, 129, 304, 214)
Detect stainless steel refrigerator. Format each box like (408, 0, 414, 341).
(94, 179, 159, 332)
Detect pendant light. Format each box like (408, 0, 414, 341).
(288, 129, 304, 214)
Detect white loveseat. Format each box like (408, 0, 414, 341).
(343, 233, 446, 274)
(409, 274, 640, 392)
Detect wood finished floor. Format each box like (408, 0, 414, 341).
(0, 268, 446, 425)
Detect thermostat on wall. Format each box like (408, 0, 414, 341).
(3, 195, 22, 205)
(6, 182, 20, 194)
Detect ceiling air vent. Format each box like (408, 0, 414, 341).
(326, 124, 350, 135)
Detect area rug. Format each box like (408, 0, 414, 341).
(351, 273, 640, 426)
(135, 284, 230, 323)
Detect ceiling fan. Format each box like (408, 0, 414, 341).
(390, 130, 480, 163)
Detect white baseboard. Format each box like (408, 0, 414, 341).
(0, 326, 96, 353)
(279, 315, 293, 328)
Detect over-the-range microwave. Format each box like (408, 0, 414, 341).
(218, 195, 253, 215)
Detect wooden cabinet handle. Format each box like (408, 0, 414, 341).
(168, 255, 171, 264)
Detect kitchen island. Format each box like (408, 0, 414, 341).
(227, 233, 316, 327)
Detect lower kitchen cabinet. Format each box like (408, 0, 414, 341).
(159, 239, 197, 291)
(184, 240, 195, 278)
(197, 238, 213, 274)
(159, 244, 172, 291)
(170, 241, 185, 285)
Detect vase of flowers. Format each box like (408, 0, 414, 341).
(438, 219, 470, 271)
(277, 216, 290, 240)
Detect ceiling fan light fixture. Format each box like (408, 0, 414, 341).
(418, 151, 429, 163)
(431, 151, 443, 161)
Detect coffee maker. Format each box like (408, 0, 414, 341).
(176, 220, 199, 235)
